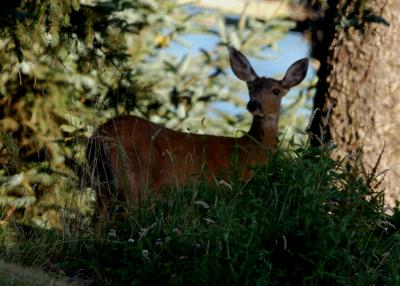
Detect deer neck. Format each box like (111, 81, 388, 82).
(247, 113, 279, 150)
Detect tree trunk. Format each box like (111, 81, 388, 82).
(309, 0, 400, 206)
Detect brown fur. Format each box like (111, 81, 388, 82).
(86, 48, 308, 211)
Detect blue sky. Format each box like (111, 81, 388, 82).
(167, 31, 313, 79)
(166, 31, 314, 117)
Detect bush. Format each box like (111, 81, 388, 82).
(1, 145, 399, 285)
(0, 0, 303, 228)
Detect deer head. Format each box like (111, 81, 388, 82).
(229, 47, 308, 129)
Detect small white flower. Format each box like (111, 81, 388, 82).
(142, 249, 150, 261)
(139, 228, 148, 240)
(173, 227, 182, 235)
(128, 238, 135, 243)
(193, 241, 201, 248)
(108, 229, 117, 238)
(138, 223, 157, 241)
(20, 62, 32, 74)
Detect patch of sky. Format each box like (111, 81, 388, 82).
(165, 27, 314, 119)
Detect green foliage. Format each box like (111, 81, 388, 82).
(2, 1, 396, 285)
(1, 146, 399, 285)
(0, 0, 303, 227)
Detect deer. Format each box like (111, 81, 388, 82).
(86, 47, 308, 213)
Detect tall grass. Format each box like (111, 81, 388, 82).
(1, 145, 399, 285)
(0, 259, 70, 286)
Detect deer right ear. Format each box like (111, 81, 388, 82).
(281, 58, 309, 88)
(229, 47, 258, 82)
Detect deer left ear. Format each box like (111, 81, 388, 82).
(229, 47, 258, 82)
(281, 58, 309, 88)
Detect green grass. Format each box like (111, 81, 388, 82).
(0, 259, 74, 286)
(1, 146, 400, 285)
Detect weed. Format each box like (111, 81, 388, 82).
(0, 145, 399, 285)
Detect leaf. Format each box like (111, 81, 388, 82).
(72, 0, 80, 11)
(0, 118, 19, 132)
(217, 18, 227, 42)
(194, 200, 209, 209)
(364, 14, 390, 26)
(229, 30, 241, 49)
(177, 54, 191, 75)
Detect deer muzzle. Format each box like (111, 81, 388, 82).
(247, 100, 264, 117)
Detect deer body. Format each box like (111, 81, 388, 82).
(87, 48, 308, 208)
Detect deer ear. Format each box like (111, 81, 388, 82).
(229, 47, 258, 82)
(281, 58, 309, 88)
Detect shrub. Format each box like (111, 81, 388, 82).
(1, 145, 399, 285)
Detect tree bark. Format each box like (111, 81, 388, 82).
(310, 0, 400, 206)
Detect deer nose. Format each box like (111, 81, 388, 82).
(247, 100, 261, 112)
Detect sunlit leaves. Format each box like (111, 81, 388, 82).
(0, 0, 308, 227)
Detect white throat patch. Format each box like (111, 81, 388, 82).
(263, 114, 278, 128)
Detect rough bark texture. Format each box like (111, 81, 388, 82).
(311, 0, 400, 205)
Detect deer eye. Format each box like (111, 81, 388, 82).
(272, 89, 280, 96)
